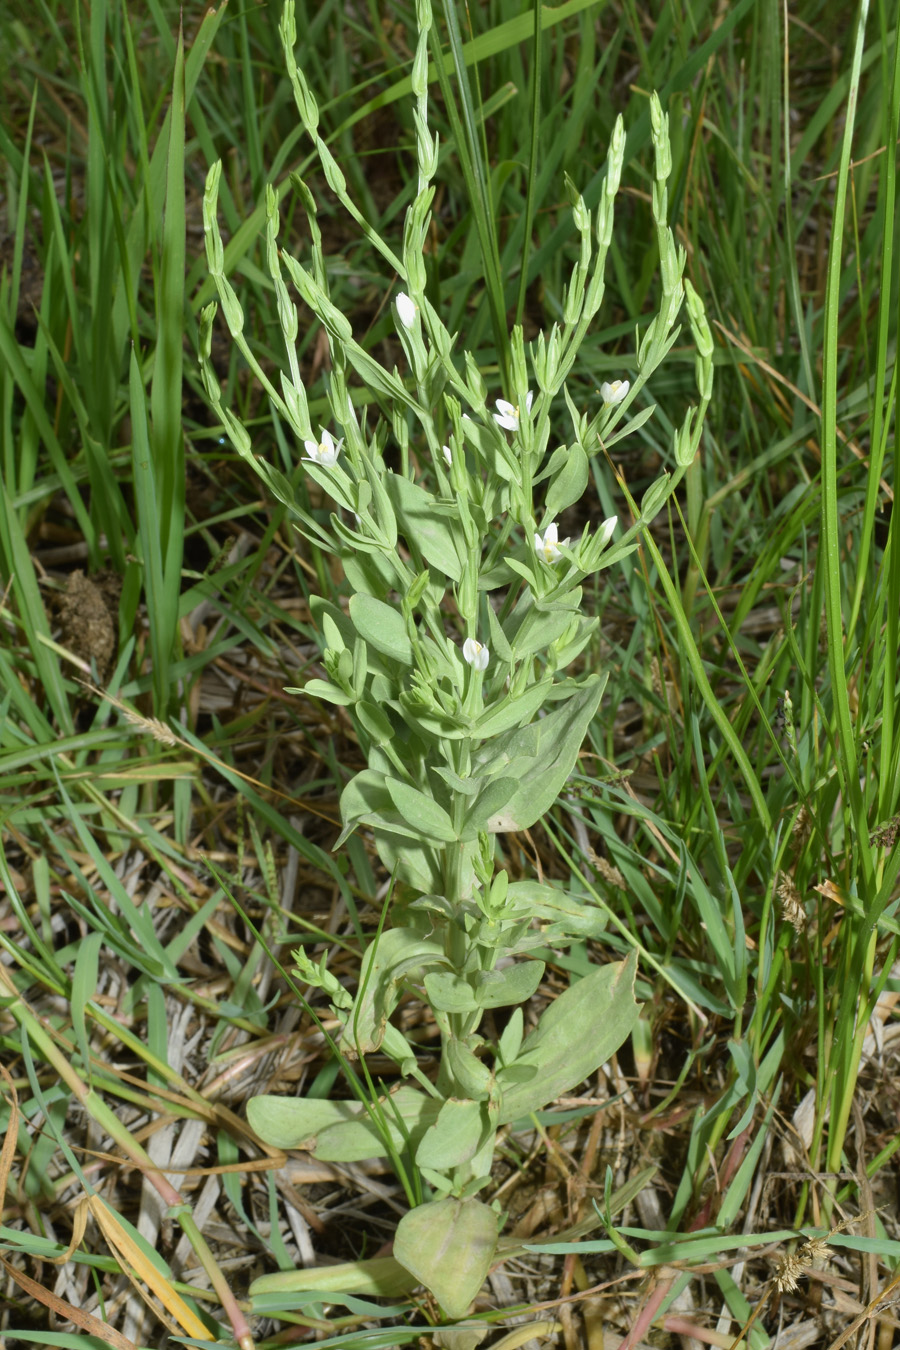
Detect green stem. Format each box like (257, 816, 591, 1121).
(174, 1207, 256, 1349)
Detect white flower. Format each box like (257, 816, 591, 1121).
(534, 521, 570, 564)
(493, 391, 534, 431)
(303, 428, 342, 467)
(442, 445, 453, 467)
(395, 291, 417, 330)
(600, 379, 630, 405)
(463, 637, 490, 671)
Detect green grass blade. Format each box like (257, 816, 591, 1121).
(819, 0, 874, 891)
(513, 0, 543, 327)
(129, 347, 171, 712)
(640, 529, 770, 830)
(71, 931, 102, 1083)
(0, 478, 74, 734)
(432, 1, 510, 385)
(148, 19, 186, 712)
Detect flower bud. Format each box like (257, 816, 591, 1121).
(395, 291, 417, 330)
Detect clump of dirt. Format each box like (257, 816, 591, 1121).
(56, 569, 120, 683)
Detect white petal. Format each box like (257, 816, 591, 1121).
(395, 291, 417, 330)
(534, 520, 572, 563)
(463, 637, 489, 671)
(600, 379, 630, 405)
(493, 391, 534, 431)
(303, 428, 341, 467)
(442, 445, 453, 467)
(493, 399, 518, 430)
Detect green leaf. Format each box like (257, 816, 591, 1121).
(424, 970, 479, 1013)
(415, 1098, 488, 1170)
(603, 402, 657, 448)
(484, 599, 514, 662)
(362, 457, 399, 549)
(304, 678, 356, 707)
(349, 593, 414, 665)
(498, 953, 639, 1123)
(357, 700, 395, 744)
(321, 611, 347, 652)
(473, 680, 551, 737)
(385, 473, 463, 581)
(332, 513, 391, 554)
(385, 778, 458, 842)
(342, 546, 397, 600)
(475, 675, 607, 831)
(545, 443, 588, 517)
(347, 927, 446, 1054)
(72, 931, 102, 1078)
(313, 595, 397, 679)
(248, 1086, 440, 1162)
(504, 556, 540, 589)
(250, 1254, 416, 1301)
(507, 880, 608, 938)
(640, 470, 673, 519)
(368, 826, 449, 895)
(463, 777, 519, 835)
(345, 338, 419, 408)
(508, 604, 578, 659)
(337, 769, 423, 848)
(433, 765, 480, 796)
(552, 615, 600, 669)
(394, 1197, 498, 1320)
(474, 959, 545, 1009)
(445, 1037, 494, 1100)
(498, 1007, 524, 1066)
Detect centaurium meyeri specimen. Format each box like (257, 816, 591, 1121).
(199, 2, 714, 1316)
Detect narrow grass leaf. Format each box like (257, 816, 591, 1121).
(89, 1196, 210, 1340)
(71, 932, 102, 1083)
(129, 349, 171, 711)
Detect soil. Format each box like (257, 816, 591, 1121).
(56, 568, 121, 683)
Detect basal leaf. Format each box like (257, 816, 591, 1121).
(414, 1098, 488, 1170)
(248, 1085, 440, 1161)
(394, 1198, 498, 1320)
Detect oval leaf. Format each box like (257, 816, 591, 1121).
(349, 593, 413, 666)
(385, 778, 458, 842)
(394, 1198, 498, 1320)
(545, 443, 588, 518)
(498, 952, 639, 1124)
(385, 473, 463, 581)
